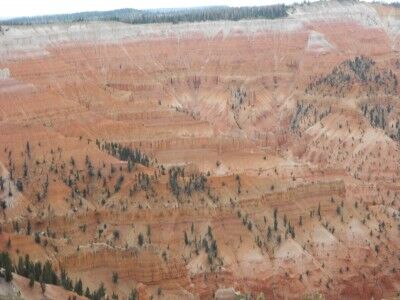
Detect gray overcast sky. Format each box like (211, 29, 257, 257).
(0, 0, 390, 19)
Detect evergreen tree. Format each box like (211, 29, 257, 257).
(112, 272, 119, 284)
(129, 288, 138, 300)
(0, 252, 13, 282)
(84, 287, 91, 298)
(27, 220, 31, 235)
(29, 274, 35, 288)
(138, 233, 144, 246)
(74, 278, 83, 296)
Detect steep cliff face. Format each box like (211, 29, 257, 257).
(0, 1, 399, 299)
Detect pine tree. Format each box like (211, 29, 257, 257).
(27, 220, 31, 235)
(74, 278, 83, 295)
(112, 272, 119, 284)
(129, 288, 138, 300)
(29, 274, 35, 288)
(40, 280, 46, 294)
(138, 233, 144, 246)
(84, 287, 91, 298)
(0, 252, 13, 282)
(184, 231, 189, 245)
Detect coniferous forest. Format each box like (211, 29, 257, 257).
(0, 5, 288, 26)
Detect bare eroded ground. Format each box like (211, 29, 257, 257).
(0, 1, 399, 299)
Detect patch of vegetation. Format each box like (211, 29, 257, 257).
(100, 141, 150, 167)
(0, 251, 13, 282)
(306, 56, 398, 97)
(13, 253, 112, 300)
(361, 103, 400, 141)
(0, 5, 288, 26)
(168, 167, 207, 200)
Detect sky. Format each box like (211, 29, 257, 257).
(0, 0, 391, 19)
